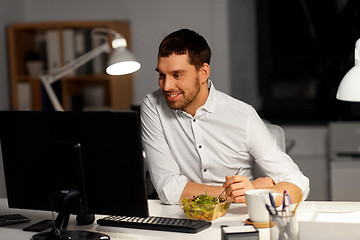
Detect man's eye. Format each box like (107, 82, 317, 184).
(158, 74, 165, 80)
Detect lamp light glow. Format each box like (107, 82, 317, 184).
(336, 39, 360, 102)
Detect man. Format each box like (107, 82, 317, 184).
(141, 29, 310, 205)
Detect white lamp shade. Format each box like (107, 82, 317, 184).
(106, 47, 141, 75)
(336, 65, 360, 102)
(336, 38, 360, 102)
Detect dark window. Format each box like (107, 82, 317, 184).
(257, 0, 360, 124)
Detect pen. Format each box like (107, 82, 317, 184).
(282, 190, 287, 215)
(269, 193, 277, 214)
(265, 204, 276, 215)
(234, 166, 243, 176)
(284, 193, 291, 216)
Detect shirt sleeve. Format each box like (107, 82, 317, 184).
(140, 95, 188, 205)
(247, 107, 310, 200)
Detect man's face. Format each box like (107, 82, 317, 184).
(156, 54, 204, 114)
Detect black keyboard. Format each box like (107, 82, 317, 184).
(0, 214, 30, 226)
(97, 215, 211, 233)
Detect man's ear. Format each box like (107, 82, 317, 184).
(199, 63, 210, 83)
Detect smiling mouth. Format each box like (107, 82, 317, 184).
(165, 92, 182, 101)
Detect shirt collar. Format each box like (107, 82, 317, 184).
(201, 79, 216, 113)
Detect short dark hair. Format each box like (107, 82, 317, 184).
(158, 29, 211, 70)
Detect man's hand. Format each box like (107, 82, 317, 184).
(223, 175, 254, 203)
(251, 177, 275, 189)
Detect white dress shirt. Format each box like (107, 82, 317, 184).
(141, 80, 310, 205)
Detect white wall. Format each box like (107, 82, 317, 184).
(23, 0, 231, 106)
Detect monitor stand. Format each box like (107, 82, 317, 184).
(31, 143, 109, 240)
(31, 190, 109, 240)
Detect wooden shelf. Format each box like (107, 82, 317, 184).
(7, 20, 134, 111)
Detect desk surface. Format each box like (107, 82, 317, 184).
(1, 198, 360, 240)
(0, 198, 257, 240)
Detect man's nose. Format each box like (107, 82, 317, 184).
(162, 76, 175, 91)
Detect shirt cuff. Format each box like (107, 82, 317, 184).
(159, 176, 188, 205)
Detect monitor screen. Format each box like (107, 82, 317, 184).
(0, 111, 149, 219)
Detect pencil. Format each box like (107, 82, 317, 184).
(292, 194, 303, 215)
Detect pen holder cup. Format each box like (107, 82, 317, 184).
(270, 214, 298, 240)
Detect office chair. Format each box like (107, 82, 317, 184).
(265, 123, 286, 152)
(253, 122, 287, 178)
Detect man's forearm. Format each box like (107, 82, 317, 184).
(270, 182, 302, 206)
(251, 177, 275, 189)
(251, 178, 302, 206)
(180, 181, 225, 200)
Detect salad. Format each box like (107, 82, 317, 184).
(181, 194, 231, 221)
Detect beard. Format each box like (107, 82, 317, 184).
(164, 76, 201, 111)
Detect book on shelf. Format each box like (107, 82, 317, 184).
(43, 30, 62, 110)
(17, 82, 31, 111)
(74, 28, 93, 75)
(45, 30, 61, 72)
(62, 28, 76, 76)
(91, 31, 107, 74)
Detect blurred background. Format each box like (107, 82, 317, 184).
(1, 0, 360, 201)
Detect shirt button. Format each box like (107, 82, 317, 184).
(198, 145, 202, 149)
(203, 169, 207, 172)
(193, 119, 196, 122)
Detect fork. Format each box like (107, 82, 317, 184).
(215, 166, 243, 201)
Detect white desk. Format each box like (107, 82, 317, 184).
(0, 198, 253, 240)
(1, 198, 360, 240)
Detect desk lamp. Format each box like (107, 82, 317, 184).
(336, 38, 360, 101)
(40, 28, 141, 111)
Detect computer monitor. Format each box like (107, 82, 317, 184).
(0, 111, 149, 240)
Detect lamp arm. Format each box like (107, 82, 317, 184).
(40, 41, 111, 111)
(47, 41, 110, 84)
(40, 76, 64, 111)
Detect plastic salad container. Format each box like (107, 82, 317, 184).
(180, 194, 231, 221)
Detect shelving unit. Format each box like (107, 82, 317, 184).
(7, 20, 134, 111)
